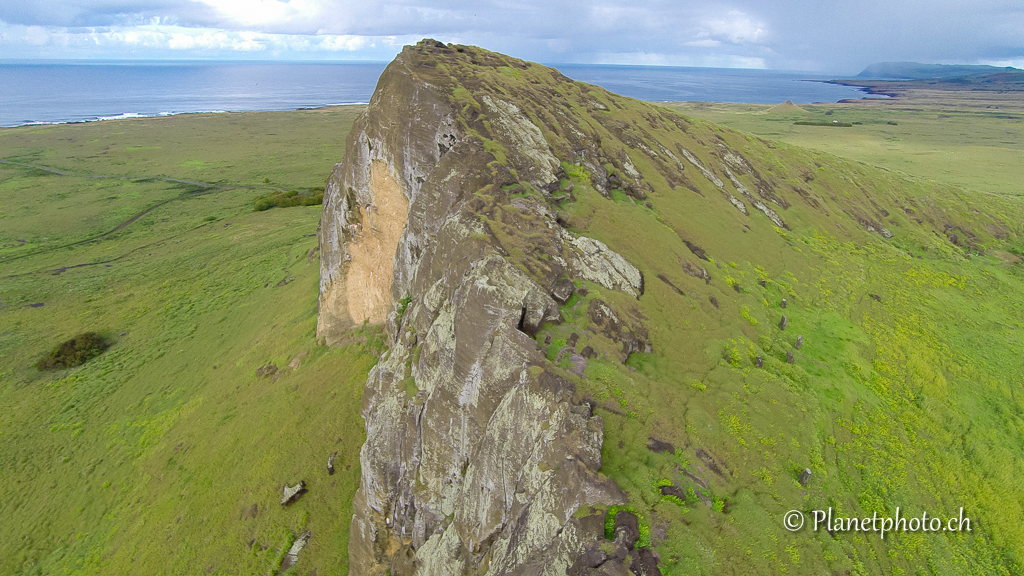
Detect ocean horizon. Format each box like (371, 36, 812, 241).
(0, 60, 876, 128)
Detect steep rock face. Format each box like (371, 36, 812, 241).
(319, 41, 645, 574)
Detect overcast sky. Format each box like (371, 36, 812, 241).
(1, 0, 1022, 73)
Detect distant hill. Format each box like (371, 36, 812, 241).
(766, 99, 808, 114)
(856, 61, 1017, 80)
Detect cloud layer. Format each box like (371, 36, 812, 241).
(1, 0, 1021, 72)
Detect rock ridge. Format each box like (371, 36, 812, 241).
(319, 40, 651, 575)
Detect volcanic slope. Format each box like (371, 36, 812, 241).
(319, 40, 1024, 575)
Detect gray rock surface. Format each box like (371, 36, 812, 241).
(318, 41, 643, 575)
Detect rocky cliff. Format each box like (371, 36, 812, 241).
(319, 40, 653, 575)
(320, 40, 1023, 576)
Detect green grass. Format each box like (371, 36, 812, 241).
(0, 106, 375, 575)
(431, 58, 1024, 573)
(665, 100, 1024, 198)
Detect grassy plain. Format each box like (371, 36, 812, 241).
(0, 106, 378, 575)
(665, 91, 1024, 198)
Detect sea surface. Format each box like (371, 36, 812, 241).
(0, 61, 875, 128)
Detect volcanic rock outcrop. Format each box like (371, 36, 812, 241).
(319, 40, 646, 575)
(319, 39, 1024, 576)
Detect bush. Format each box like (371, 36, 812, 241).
(253, 188, 324, 211)
(37, 332, 109, 371)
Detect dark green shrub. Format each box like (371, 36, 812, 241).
(252, 189, 324, 211)
(37, 332, 110, 371)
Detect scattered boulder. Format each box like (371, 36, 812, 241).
(870, 293, 882, 302)
(627, 547, 662, 576)
(581, 345, 596, 358)
(659, 485, 685, 500)
(799, 468, 812, 487)
(755, 356, 763, 369)
(257, 363, 279, 379)
(552, 278, 576, 304)
(787, 351, 794, 364)
(569, 353, 588, 376)
(647, 437, 675, 454)
(278, 530, 310, 574)
(281, 481, 307, 506)
(580, 546, 608, 569)
(779, 315, 788, 331)
(588, 299, 652, 361)
(795, 335, 803, 350)
(759, 279, 766, 287)
(328, 452, 338, 475)
(613, 512, 640, 550)
(568, 332, 580, 348)
(724, 352, 732, 364)
(781, 298, 787, 309)
(519, 289, 560, 336)
(710, 296, 719, 309)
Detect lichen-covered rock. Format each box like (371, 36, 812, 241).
(318, 40, 645, 575)
(281, 481, 306, 506)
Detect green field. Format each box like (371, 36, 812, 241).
(0, 107, 381, 575)
(665, 97, 1024, 199)
(3, 85, 1024, 576)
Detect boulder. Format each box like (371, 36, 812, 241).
(278, 530, 311, 574)
(552, 277, 576, 304)
(659, 485, 685, 500)
(569, 353, 588, 376)
(613, 512, 640, 550)
(779, 315, 788, 330)
(755, 355, 763, 368)
(628, 547, 662, 576)
(799, 468, 812, 487)
(281, 481, 306, 506)
(647, 437, 675, 454)
(795, 335, 803, 350)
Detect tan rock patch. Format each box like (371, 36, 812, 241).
(319, 160, 409, 343)
(347, 161, 409, 324)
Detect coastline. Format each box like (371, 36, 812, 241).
(1, 103, 371, 129)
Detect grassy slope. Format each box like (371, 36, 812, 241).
(3, 69, 1023, 576)
(430, 49, 1024, 576)
(0, 107, 380, 576)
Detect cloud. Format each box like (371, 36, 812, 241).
(0, 20, 398, 58)
(0, 0, 1021, 72)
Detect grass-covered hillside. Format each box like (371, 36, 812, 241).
(1, 49, 1023, 576)
(0, 108, 379, 575)
(383, 42, 1024, 575)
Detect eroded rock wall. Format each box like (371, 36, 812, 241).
(319, 41, 646, 575)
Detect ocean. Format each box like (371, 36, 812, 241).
(0, 61, 875, 128)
